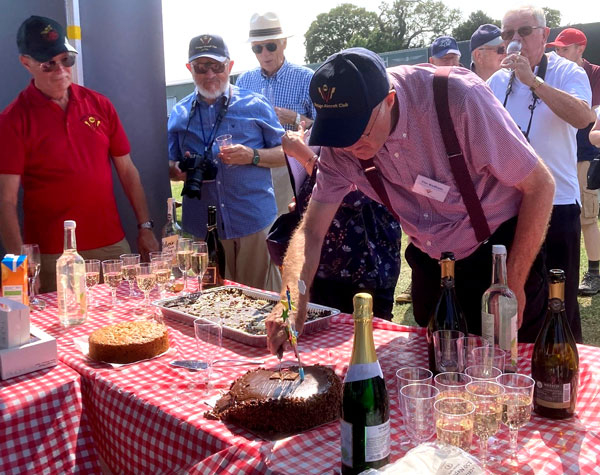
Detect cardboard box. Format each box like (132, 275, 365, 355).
(0, 297, 30, 349)
(2, 254, 29, 306)
(0, 326, 57, 380)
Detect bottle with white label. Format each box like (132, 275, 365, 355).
(341, 293, 390, 474)
(531, 269, 579, 419)
(56, 220, 87, 326)
(481, 245, 518, 372)
(161, 197, 181, 277)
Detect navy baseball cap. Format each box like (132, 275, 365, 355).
(188, 34, 229, 63)
(430, 36, 461, 58)
(309, 48, 390, 148)
(17, 15, 77, 62)
(470, 24, 503, 52)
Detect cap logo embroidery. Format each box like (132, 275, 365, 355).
(41, 24, 59, 42)
(439, 38, 452, 47)
(318, 84, 336, 103)
(200, 35, 212, 45)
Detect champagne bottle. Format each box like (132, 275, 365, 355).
(531, 269, 579, 419)
(481, 245, 518, 372)
(427, 252, 468, 374)
(341, 293, 390, 474)
(162, 198, 181, 277)
(203, 206, 225, 288)
(56, 220, 87, 326)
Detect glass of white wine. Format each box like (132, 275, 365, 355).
(465, 380, 505, 468)
(151, 254, 171, 300)
(84, 259, 101, 308)
(102, 259, 122, 309)
(434, 397, 476, 452)
(177, 238, 193, 294)
(21, 243, 45, 310)
(120, 253, 140, 298)
(192, 241, 208, 293)
(135, 262, 157, 318)
(496, 373, 535, 465)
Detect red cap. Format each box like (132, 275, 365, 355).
(547, 28, 587, 47)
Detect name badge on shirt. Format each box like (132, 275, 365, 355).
(412, 175, 450, 202)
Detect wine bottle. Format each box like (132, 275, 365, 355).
(203, 206, 225, 288)
(427, 252, 468, 374)
(531, 269, 579, 419)
(341, 293, 390, 474)
(162, 197, 181, 277)
(481, 245, 518, 372)
(56, 220, 87, 326)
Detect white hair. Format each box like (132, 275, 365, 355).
(502, 5, 546, 27)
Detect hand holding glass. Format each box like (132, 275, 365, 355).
(21, 244, 45, 310)
(84, 259, 101, 308)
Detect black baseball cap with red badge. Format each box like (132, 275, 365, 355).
(17, 15, 77, 62)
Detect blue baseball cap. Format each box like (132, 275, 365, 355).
(188, 34, 229, 63)
(470, 24, 503, 52)
(308, 48, 390, 148)
(430, 36, 461, 59)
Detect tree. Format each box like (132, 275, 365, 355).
(304, 4, 378, 63)
(452, 11, 500, 42)
(543, 8, 562, 28)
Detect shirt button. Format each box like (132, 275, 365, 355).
(402, 133, 407, 138)
(426, 241, 432, 246)
(424, 213, 429, 218)
(217, 181, 221, 185)
(221, 203, 225, 207)
(394, 153, 399, 158)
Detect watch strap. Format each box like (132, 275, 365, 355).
(138, 220, 154, 230)
(252, 149, 260, 165)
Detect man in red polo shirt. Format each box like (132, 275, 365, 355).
(0, 15, 158, 292)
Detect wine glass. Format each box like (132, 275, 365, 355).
(457, 335, 489, 369)
(465, 365, 503, 382)
(135, 263, 157, 318)
(192, 241, 208, 293)
(471, 345, 506, 373)
(151, 254, 171, 300)
(177, 238, 193, 294)
(21, 244, 45, 310)
(434, 372, 472, 400)
(502, 39, 522, 72)
(84, 259, 101, 308)
(466, 380, 505, 468)
(433, 330, 465, 373)
(496, 373, 535, 465)
(102, 259, 122, 308)
(120, 253, 140, 298)
(193, 318, 222, 393)
(434, 397, 476, 452)
(400, 383, 439, 446)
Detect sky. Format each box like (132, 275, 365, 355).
(162, 0, 599, 84)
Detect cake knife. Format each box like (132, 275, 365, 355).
(282, 286, 305, 382)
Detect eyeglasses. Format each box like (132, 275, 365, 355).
(190, 61, 227, 75)
(360, 102, 384, 140)
(500, 26, 544, 41)
(34, 53, 76, 72)
(251, 43, 278, 54)
(479, 45, 505, 54)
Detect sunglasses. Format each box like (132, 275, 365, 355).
(500, 26, 544, 41)
(479, 45, 506, 54)
(191, 61, 227, 75)
(36, 53, 76, 72)
(251, 43, 278, 54)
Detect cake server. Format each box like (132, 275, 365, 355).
(170, 359, 264, 371)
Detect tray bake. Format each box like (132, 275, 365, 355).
(154, 286, 339, 347)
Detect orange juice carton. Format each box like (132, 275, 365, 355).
(0, 298, 30, 349)
(1, 254, 29, 306)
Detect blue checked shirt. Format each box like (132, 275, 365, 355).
(236, 60, 316, 130)
(168, 85, 284, 239)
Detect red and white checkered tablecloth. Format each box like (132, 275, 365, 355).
(0, 361, 100, 474)
(30, 282, 600, 474)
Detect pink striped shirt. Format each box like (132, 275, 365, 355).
(312, 64, 540, 260)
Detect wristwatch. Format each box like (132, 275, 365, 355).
(137, 220, 154, 230)
(530, 76, 545, 92)
(252, 149, 261, 166)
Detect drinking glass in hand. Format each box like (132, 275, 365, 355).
(135, 263, 157, 318)
(177, 238, 193, 294)
(192, 241, 208, 292)
(120, 253, 140, 298)
(84, 259, 101, 308)
(21, 243, 45, 310)
(400, 383, 439, 446)
(102, 259, 122, 308)
(151, 254, 171, 300)
(433, 330, 465, 373)
(193, 318, 222, 393)
(466, 380, 505, 468)
(434, 397, 476, 452)
(496, 373, 535, 465)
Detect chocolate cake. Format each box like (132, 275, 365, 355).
(207, 365, 342, 436)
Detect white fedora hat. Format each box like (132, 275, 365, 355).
(247, 12, 292, 43)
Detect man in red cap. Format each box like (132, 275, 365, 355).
(548, 28, 600, 296)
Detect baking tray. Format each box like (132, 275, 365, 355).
(153, 285, 339, 347)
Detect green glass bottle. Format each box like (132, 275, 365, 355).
(341, 293, 390, 474)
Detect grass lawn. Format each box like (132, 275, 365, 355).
(171, 181, 599, 347)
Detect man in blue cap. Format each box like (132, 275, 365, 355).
(429, 36, 461, 66)
(470, 24, 506, 81)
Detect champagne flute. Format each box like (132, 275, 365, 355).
(466, 380, 505, 468)
(102, 259, 122, 308)
(192, 241, 208, 293)
(496, 373, 535, 465)
(434, 397, 476, 451)
(120, 253, 140, 298)
(151, 254, 171, 300)
(177, 238, 193, 294)
(135, 263, 157, 318)
(84, 259, 101, 308)
(21, 244, 45, 310)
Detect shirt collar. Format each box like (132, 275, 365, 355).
(23, 79, 77, 107)
(260, 58, 288, 80)
(388, 80, 408, 142)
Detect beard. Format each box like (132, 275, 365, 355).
(196, 78, 229, 101)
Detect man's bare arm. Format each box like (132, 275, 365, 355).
(0, 174, 23, 253)
(590, 115, 600, 147)
(507, 159, 555, 327)
(219, 145, 285, 168)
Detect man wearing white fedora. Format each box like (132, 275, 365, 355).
(237, 12, 316, 215)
